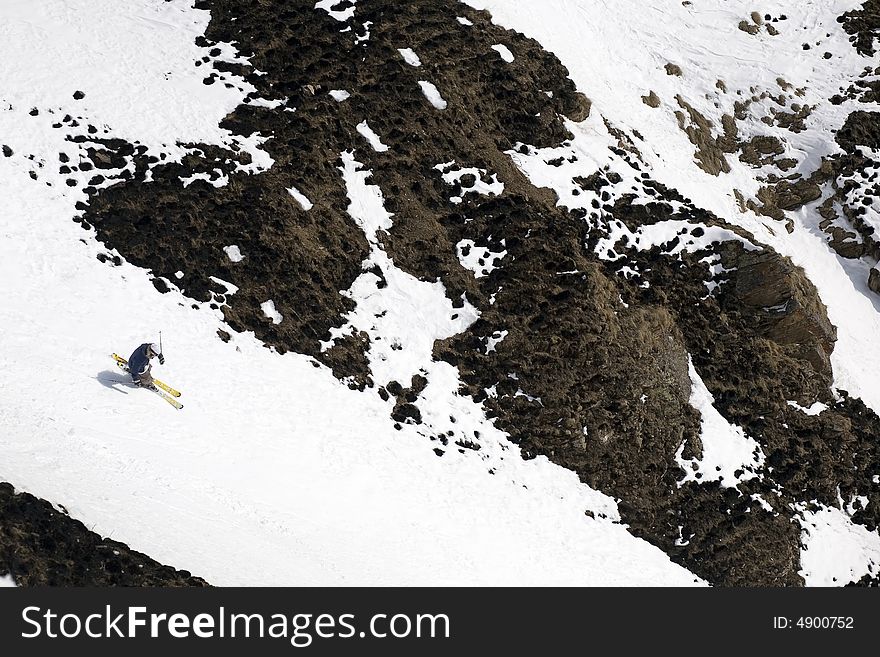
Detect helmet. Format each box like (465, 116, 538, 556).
(148, 343, 161, 356)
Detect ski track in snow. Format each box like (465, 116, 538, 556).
(0, 0, 701, 586)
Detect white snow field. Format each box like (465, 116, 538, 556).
(466, 0, 880, 582)
(0, 1, 702, 586)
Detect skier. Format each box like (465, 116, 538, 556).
(127, 342, 165, 388)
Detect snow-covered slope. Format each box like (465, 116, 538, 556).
(0, 0, 700, 586)
(2, 0, 879, 587)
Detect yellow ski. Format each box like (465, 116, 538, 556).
(111, 353, 182, 398)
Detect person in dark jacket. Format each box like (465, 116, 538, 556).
(128, 342, 164, 387)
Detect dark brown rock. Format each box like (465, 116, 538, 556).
(726, 248, 836, 380)
(869, 266, 880, 295)
(0, 482, 207, 586)
(642, 91, 661, 108)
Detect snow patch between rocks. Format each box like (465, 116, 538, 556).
(324, 152, 477, 386)
(457, 239, 507, 278)
(491, 44, 515, 62)
(435, 161, 504, 200)
(315, 0, 356, 22)
(398, 48, 422, 67)
(677, 357, 765, 489)
(260, 300, 283, 324)
(356, 120, 389, 152)
(223, 245, 245, 263)
(287, 185, 313, 210)
(786, 400, 829, 416)
(418, 81, 447, 110)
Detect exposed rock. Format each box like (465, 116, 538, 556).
(562, 92, 592, 121)
(766, 103, 812, 133)
(738, 20, 760, 35)
(0, 482, 207, 586)
(836, 110, 880, 151)
(725, 248, 836, 380)
(840, 0, 880, 56)
(869, 266, 880, 294)
(674, 95, 736, 175)
(321, 331, 373, 390)
(642, 90, 661, 108)
(739, 135, 785, 166)
(774, 178, 823, 210)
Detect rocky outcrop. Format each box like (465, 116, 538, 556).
(673, 95, 737, 175)
(727, 249, 836, 380)
(836, 110, 880, 151)
(870, 265, 880, 294)
(0, 483, 207, 586)
(840, 0, 880, 57)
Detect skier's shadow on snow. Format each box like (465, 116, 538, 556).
(95, 370, 134, 395)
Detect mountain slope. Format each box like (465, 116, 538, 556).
(1, 0, 879, 586)
(0, 0, 700, 586)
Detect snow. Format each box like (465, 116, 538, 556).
(315, 0, 356, 22)
(786, 400, 828, 416)
(260, 300, 283, 324)
(287, 185, 313, 211)
(223, 245, 245, 263)
(485, 330, 508, 354)
(491, 44, 515, 62)
(797, 504, 880, 586)
(356, 120, 389, 152)
(596, 219, 758, 262)
(324, 152, 480, 387)
(435, 161, 504, 199)
(457, 239, 507, 278)
(329, 89, 350, 102)
(0, 0, 251, 161)
(457, 16, 474, 26)
(398, 48, 422, 67)
(180, 170, 228, 188)
(336, 151, 392, 242)
(0, 574, 15, 587)
(246, 96, 286, 110)
(209, 276, 239, 297)
(418, 81, 448, 110)
(676, 358, 765, 489)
